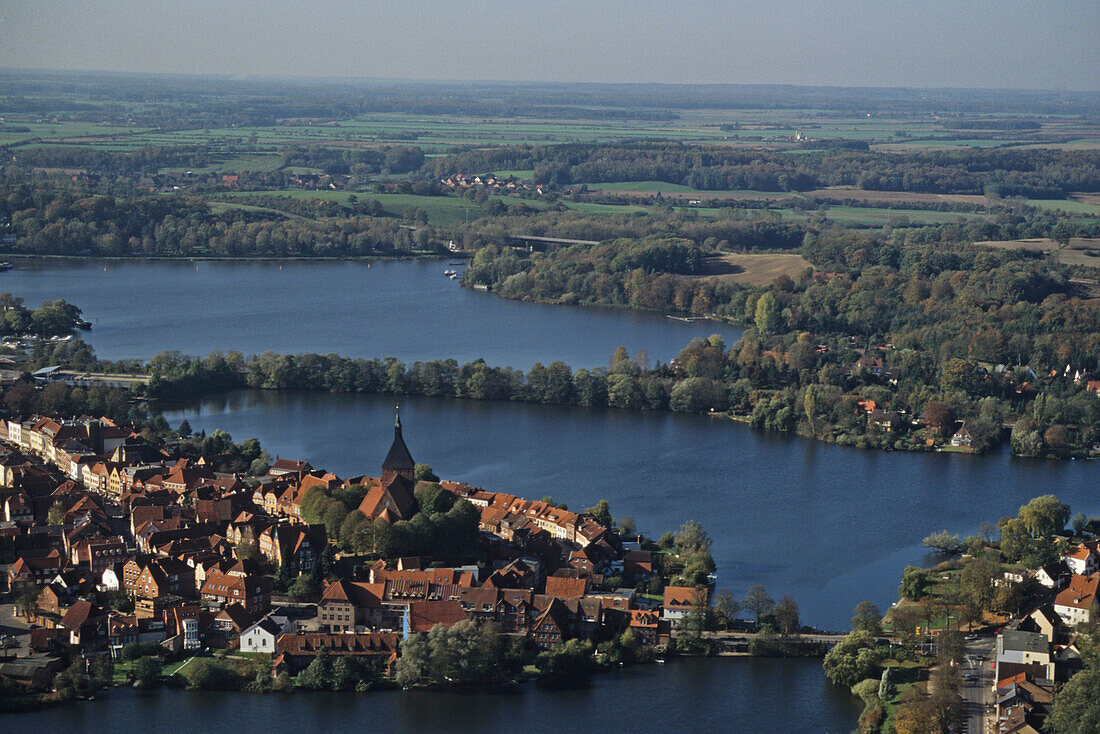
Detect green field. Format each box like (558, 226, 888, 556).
(587, 181, 702, 193)
(1026, 199, 1100, 215)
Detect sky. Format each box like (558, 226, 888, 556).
(1, 1, 1098, 91)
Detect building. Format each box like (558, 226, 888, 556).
(273, 632, 399, 675)
(240, 617, 284, 654)
(662, 586, 708, 624)
(996, 630, 1054, 682)
(357, 413, 418, 523)
(1053, 574, 1099, 627)
(1063, 544, 1099, 576)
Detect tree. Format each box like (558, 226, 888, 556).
(414, 463, 439, 482)
(584, 499, 614, 529)
(889, 604, 922, 644)
(17, 587, 39, 618)
(754, 292, 782, 335)
(878, 666, 896, 701)
(774, 595, 800, 636)
(395, 633, 429, 687)
(921, 401, 954, 437)
(1047, 667, 1100, 734)
(898, 566, 931, 601)
(132, 656, 162, 689)
(47, 500, 66, 526)
(536, 639, 597, 685)
(922, 530, 962, 554)
(713, 588, 741, 629)
(236, 525, 259, 561)
(177, 418, 192, 437)
(743, 585, 775, 624)
(1072, 512, 1089, 536)
(1018, 494, 1070, 537)
(959, 556, 998, 614)
(288, 574, 317, 601)
(852, 601, 883, 635)
(822, 630, 881, 687)
(674, 519, 713, 556)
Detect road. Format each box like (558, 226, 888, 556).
(961, 636, 996, 734)
(0, 601, 33, 658)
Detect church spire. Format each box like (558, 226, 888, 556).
(382, 408, 415, 475)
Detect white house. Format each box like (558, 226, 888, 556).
(1054, 574, 1099, 627)
(1033, 561, 1068, 589)
(1064, 544, 1099, 576)
(239, 617, 283, 654)
(99, 566, 122, 592)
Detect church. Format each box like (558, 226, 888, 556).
(357, 412, 419, 523)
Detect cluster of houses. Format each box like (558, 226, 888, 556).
(439, 173, 529, 192)
(0, 410, 700, 689)
(989, 539, 1100, 732)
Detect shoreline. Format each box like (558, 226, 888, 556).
(0, 252, 461, 264)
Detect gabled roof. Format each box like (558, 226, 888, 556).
(407, 601, 468, 632)
(1055, 574, 1100, 610)
(59, 600, 96, 630)
(544, 575, 588, 599)
(663, 585, 707, 610)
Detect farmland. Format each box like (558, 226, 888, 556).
(694, 252, 814, 285)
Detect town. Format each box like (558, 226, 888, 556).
(0, 408, 720, 700)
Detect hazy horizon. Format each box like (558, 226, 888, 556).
(2, 1, 1098, 92)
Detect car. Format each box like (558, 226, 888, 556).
(964, 634, 977, 641)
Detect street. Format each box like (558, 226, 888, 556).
(961, 637, 996, 734)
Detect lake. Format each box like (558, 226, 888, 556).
(14, 256, 1099, 728)
(161, 389, 1097, 631)
(2, 258, 741, 368)
(10, 658, 862, 734)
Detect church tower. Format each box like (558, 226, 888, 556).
(381, 408, 416, 487)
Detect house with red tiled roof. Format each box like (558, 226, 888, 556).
(662, 586, 708, 624)
(406, 600, 468, 634)
(8, 550, 67, 590)
(256, 523, 325, 574)
(544, 574, 588, 599)
(273, 632, 399, 675)
(1054, 574, 1100, 627)
(530, 597, 570, 649)
(70, 536, 128, 574)
(268, 458, 313, 477)
(1064, 543, 1099, 576)
(318, 579, 385, 632)
(201, 570, 271, 617)
(628, 609, 664, 645)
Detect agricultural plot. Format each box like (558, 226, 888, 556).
(978, 238, 1100, 269)
(693, 253, 814, 285)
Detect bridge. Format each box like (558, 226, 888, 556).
(32, 366, 149, 389)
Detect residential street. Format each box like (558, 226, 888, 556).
(962, 637, 996, 734)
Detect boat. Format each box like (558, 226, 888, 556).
(448, 272, 459, 279)
(0, 262, 12, 271)
(443, 269, 457, 277)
